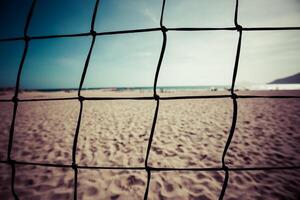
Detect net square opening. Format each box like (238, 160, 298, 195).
(28, 0, 95, 36)
(0, 0, 32, 39)
(12, 100, 80, 164)
(226, 98, 300, 168)
(225, 169, 300, 200)
(94, 0, 162, 32)
(235, 31, 300, 95)
(164, 0, 235, 28)
(18, 37, 91, 100)
(149, 171, 225, 200)
(239, 0, 300, 27)
(157, 31, 238, 97)
(77, 100, 156, 167)
(81, 32, 162, 98)
(78, 169, 147, 200)
(15, 164, 74, 200)
(148, 99, 233, 168)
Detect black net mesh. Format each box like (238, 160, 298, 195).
(0, 0, 300, 199)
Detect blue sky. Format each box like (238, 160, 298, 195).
(0, 0, 300, 89)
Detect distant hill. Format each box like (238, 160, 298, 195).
(269, 72, 300, 84)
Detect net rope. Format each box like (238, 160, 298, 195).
(0, 0, 300, 199)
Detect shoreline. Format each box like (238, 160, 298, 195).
(0, 89, 300, 100)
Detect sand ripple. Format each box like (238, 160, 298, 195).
(0, 91, 299, 199)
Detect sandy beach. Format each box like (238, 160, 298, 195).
(0, 90, 299, 200)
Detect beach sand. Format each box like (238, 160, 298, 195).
(0, 90, 299, 200)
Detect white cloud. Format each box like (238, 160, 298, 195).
(143, 8, 159, 24)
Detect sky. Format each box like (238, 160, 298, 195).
(0, 0, 300, 89)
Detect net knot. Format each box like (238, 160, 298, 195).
(90, 30, 97, 37)
(78, 95, 85, 102)
(12, 96, 19, 103)
(154, 94, 160, 100)
(161, 26, 168, 33)
(145, 166, 152, 173)
(8, 159, 16, 165)
(231, 93, 238, 100)
(72, 163, 78, 170)
(223, 165, 229, 171)
(24, 35, 31, 42)
(236, 24, 243, 32)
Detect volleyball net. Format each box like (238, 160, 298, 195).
(0, 0, 300, 199)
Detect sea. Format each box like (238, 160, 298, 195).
(18, 84, 300, 92)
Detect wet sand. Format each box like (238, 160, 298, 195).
(0, 90, 299, 200)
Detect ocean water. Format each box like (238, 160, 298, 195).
(12, 84, 300, 92)
(17, 85, 229, 92)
